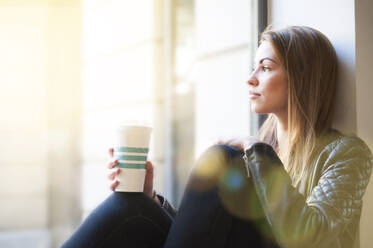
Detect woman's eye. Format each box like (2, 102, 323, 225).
(262, 66, 270, 72)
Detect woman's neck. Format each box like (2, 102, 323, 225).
(277, 122, 288, 148)
(275, 114, 288, 162)
(275, 112, 288, 141)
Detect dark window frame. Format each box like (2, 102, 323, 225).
(258, 0, 268, 127)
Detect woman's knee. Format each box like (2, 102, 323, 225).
(188, 145, 261, 220)
(188, 145, 246, 191)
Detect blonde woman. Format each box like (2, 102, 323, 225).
(63, 26, 373, 248)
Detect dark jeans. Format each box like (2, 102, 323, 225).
(62, 145, 278, 248)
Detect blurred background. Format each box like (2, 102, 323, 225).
(0, 0, 259, 247)
(1, 0, 373, 248)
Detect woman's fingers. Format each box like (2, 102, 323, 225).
(110, 180, 119, 191)
(214, 137, 233, 145)
(215, 138, 247, 151)
(107, 148, 116, 168)
(107, 168, 121, 180)
(215, 138, 236, 147)
(144, 161, 154, 198)
(107, 159, 118, 169)
(107, 148, 119, 191)
(146, 161, 154, 175)
(108, 147, 114, 158)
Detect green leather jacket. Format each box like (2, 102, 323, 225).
(245, 130, 373, 248)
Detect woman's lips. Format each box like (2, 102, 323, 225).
(249, 91, 261, 99)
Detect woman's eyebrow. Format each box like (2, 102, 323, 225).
(259, 57, 277, 64)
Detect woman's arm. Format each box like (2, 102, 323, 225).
(246, 137, 372, 247)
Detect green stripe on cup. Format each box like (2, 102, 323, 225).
(115, 155, 147, 161)
(115, 163, 146, 169)
(114, 147, 149, 153)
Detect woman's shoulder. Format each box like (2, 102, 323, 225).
(317, 128, 373, 165)
(322, 129, 371, 153)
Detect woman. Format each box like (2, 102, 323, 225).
(62, 26, 372, 248)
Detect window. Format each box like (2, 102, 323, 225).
(81, 0, 263, 214)
(169, 0, 261, 205)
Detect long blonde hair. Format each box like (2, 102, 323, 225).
(258, 26, 338, 186)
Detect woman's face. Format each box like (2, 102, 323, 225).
(248, 41, 288, 118)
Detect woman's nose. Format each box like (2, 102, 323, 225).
(247, 72, 258, 87)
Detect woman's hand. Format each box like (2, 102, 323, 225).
(107, 148, 159, 203)
(216, 136, 262, 152)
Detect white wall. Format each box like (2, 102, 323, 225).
(0, 2, 82, 247)
(269, 0, 373, 247)
(355, 0, 373, 247)
(269, 0, 356, 133)
(0, 3, 49, 242)
(47, 4, 82, 247)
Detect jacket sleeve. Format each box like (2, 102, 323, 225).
(245, 137, 373, 247)
(156, 193, 177, 219)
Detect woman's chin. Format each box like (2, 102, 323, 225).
(250, 105, 267, 114)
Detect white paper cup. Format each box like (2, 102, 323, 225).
(113, 125, 152, 192)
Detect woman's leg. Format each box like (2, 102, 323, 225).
(164, 145, 278, 248)
(61, 192, 173, 248)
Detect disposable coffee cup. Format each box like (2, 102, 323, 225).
(112, 125, 152, 192)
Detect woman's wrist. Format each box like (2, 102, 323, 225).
(152, 190, 161, 205)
